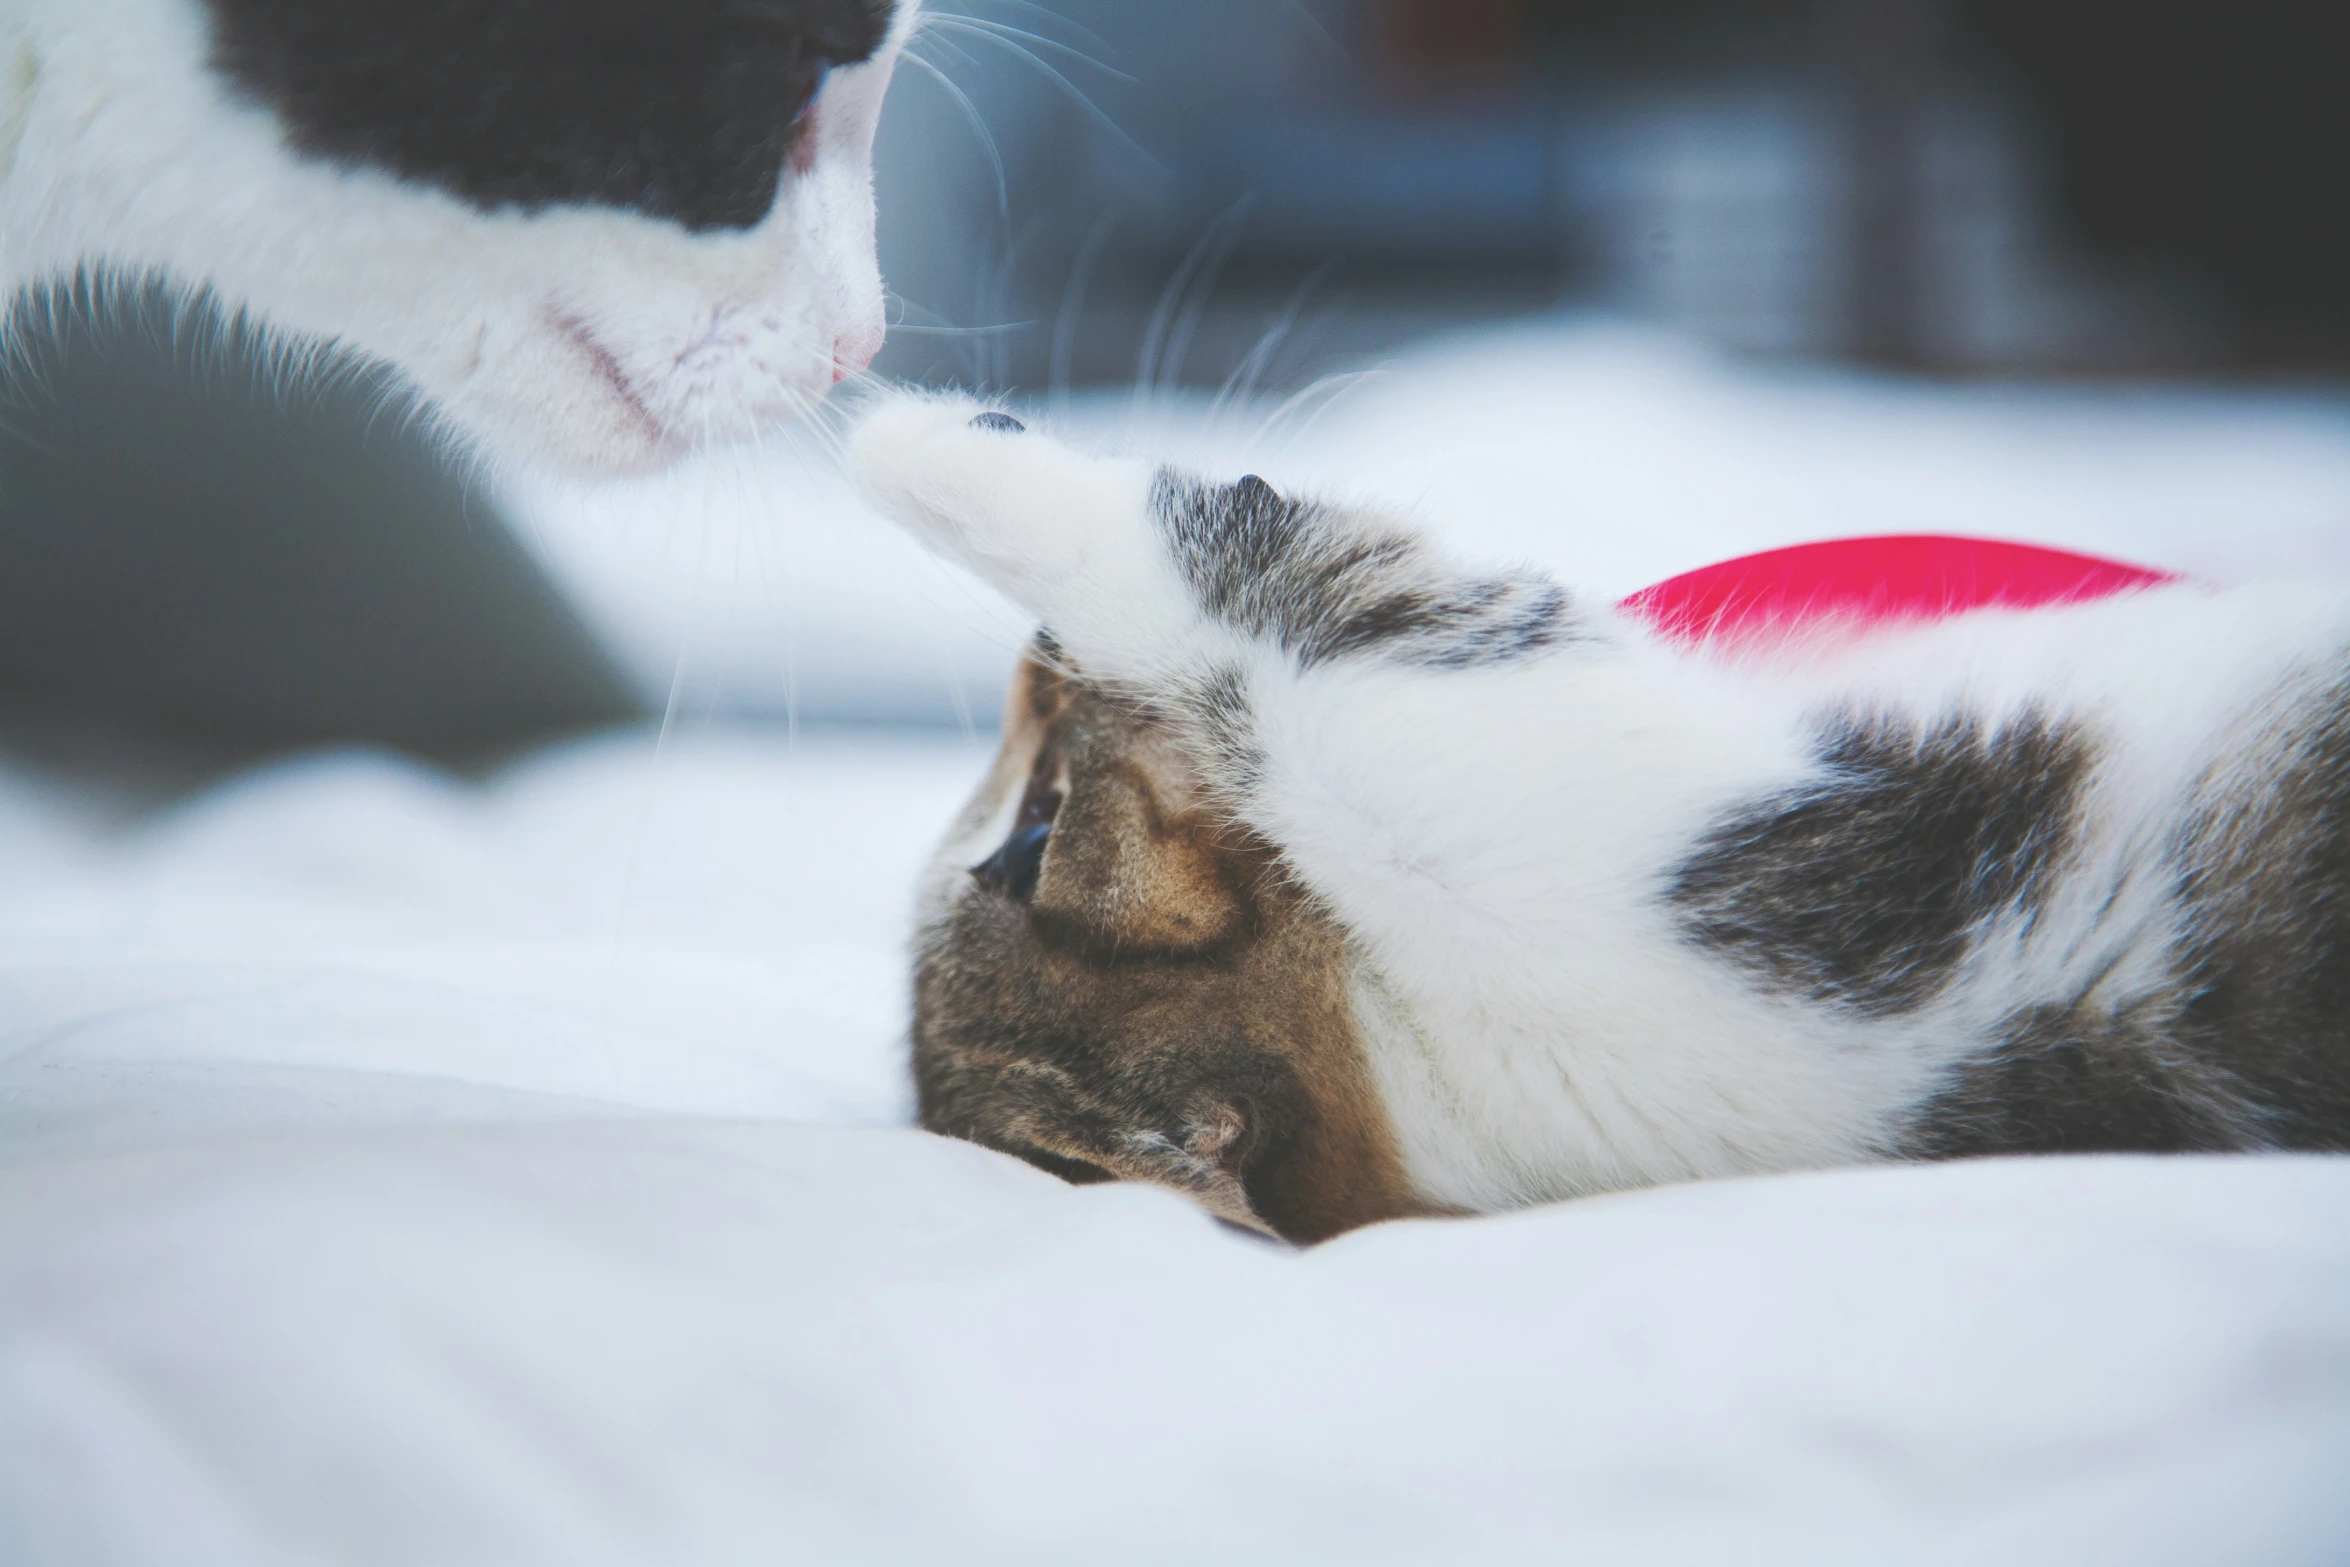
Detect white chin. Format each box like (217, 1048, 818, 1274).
(441, 378, 827, 479)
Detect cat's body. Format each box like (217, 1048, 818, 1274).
(0, 0, 912, 473)
(853, 394, 2350, 1242)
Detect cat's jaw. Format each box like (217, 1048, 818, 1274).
(0, 0, 914, 476)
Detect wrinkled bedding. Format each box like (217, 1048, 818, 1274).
(6, 326, 2350, 1564)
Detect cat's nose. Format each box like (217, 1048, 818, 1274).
(831, 326, 884, 385)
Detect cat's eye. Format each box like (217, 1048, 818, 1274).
(1018, 1148, 1114, 1186)
(973, 784, 1061, 902)
(974, 823, 1051, 901)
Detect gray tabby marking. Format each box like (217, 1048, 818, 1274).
(2162, 677, 2350, 1142)
(1153, 472, 1575, 671)
(1911, 1001, 2245, 1154)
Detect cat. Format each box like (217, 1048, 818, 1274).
(0, 0, 913, 474)
(849, 393, 2350, 1244)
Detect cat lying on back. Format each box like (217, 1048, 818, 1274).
(851, 394, 2350, 1243)
(0, 0, 911, 472)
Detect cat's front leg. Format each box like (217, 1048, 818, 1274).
(849, 394, 1215, 686)
(849, 391, 1578, 691)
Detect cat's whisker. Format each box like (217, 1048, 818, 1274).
(1133, 202, 1251, 420)
(898, 47, 1011, 222)
(1134, 215, 1255, 424)
(884, 290, 984, 341)
(1158, 202, 1253, 407)
(1049, 210, 1121, 420)
(909, 26, 988, 79)
(1210, 259, 1342, 430)
(921, 11, 1128, 81)
(981, 222, 1050, 393)
(957, 0, 1118, 61)
(1251, 367, 1389, 455)
(884, 320, 1034, 337)
(918, 13, 1160, 173)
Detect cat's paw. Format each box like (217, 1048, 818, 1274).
(848, 392, 1192, 648)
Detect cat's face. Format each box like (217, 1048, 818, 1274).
(6, 0, 913, 474)
(912, 647, 1432, 1244)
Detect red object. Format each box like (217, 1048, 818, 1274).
(1620, 534, 2183, 648)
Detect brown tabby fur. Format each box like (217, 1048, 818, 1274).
(911, 651, 1434, 1242)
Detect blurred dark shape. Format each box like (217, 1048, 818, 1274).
(1828, 0, 1943, 368)
(0, 280, 641, 760)
(1969, 0, 2350, 366)
(1370, 0, 1531, 87)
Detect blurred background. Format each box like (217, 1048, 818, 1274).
(4, 0, 2349, 764)
(875, 0, 2350, 386)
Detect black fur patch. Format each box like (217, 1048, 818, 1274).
(206, 0, 894, 231)
(1671, 709, 2092, 1016)
(1153, 471, 1574, 670)
(2161, 678, 2350, 1145)
(1181, 664, 1268, 796)
(1910, 1002, 2239, 1155)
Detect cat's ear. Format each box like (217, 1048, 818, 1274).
(1174, 1100, 1276, 1235)
(1027, 748, 1250, 954)
(1088, 1099, 1274, 1237)
(980, 1077, 1277, 1236)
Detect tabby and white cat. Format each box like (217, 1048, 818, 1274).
(852, 393, 2350, 1243)
(0, 0, 911, 473)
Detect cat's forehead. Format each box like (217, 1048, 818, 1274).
(205, 0, 901, 232)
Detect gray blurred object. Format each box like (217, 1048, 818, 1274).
(0, 281, 642, 759)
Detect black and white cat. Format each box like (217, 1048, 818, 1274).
(851, 393, 2350, 1243)
(0, 0, 912, 473)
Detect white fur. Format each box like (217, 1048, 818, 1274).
(0, 0, 914, 474)
(855, 393, 2350, 1212)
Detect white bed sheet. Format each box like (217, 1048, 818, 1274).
(6, 325, 2350, 1564)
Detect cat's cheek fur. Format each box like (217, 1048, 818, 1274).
(0, 0, 914, 475)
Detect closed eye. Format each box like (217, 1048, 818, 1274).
(1017, 1148, 1115, 1186)
(972, 781, 1062, 902)
(973, 823, 1051, 901)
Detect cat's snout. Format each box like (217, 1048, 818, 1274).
(970, 412, 1027, 435)
(832, 325, 885, 385)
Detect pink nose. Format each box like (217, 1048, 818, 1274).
(831, 326, 884, 385)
